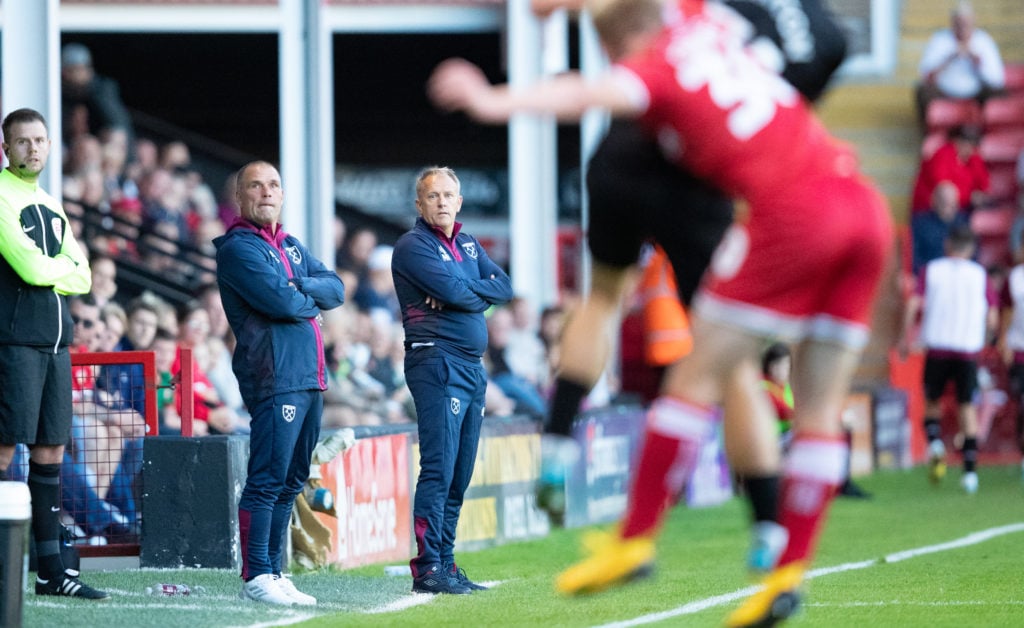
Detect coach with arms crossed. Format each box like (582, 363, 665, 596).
(392, 166, 512, 594)
(215, 161, 344, 606)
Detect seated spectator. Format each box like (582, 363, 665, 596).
(152, 328, 208, 437)
(485, 306, 547, 419)
(65, 294, 144, 542)
(89, 253, 120, 309)
(538, 304, 566, 393)
(100, 128, 136, 202)
(336, 225, 377, 280)
(98, 301, 127, 353)
(911, 124, 989, 214)
(506, 296, 550, 391)
(173, 302, 248, 435)
(353, 244, 400, 321)
(912, 180, 970, 274)
(360, 313, 414, 423)
(321, 308, 395, 427)
(60, 43, 135, 148)
(915, 1, 1005, 127)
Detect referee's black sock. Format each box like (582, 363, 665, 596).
(28, 460, 65, 581)
(546, 377, 590, 437)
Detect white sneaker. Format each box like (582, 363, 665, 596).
(961, 471, 979, 495)
(274, 574, 316, 606)
(239, 573, 294, 606)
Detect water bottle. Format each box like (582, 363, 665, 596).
(146, 583, 205, 596)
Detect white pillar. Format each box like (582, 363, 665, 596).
(279, 0, 334, 263)
(1, 0, 62, 197)
(506, 2, 559, 309)
(578, 10, 610, 298)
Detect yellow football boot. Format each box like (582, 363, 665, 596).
(725, 561, 805, 627)
(555, 530, 655, 595)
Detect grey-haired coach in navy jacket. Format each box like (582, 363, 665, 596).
(392, 166, 512, 594)
(215, 161, 344, 606)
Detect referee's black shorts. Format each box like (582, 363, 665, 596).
(0, 345, 73, 446)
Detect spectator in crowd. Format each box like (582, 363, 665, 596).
(538, 304, 566, 392)
(173, 301, 247, 435)
(124, 137, 158, 185)
(911, 124, 990, 214)
(915, 1, 1006, 127)
(97, 301, 127, 354)
(900, 225, 997, 495)
(337, 225, 378, 280)
(485, 306, 547, 419)
(89, 253, 119, 308)
(761, 342, 795, 440)
(60, 43, 134, 149)
(353, 244, 400, 321)
(505, 296, 550, 390)
(912, 180, 970, 274)
(428, 2, 891, 625)
(360, 312, 414, 423)
(215, 160, 344, 606)
(152, 327, 194, 436)
(197, 283, 248, 422)
(0, 107, 108, 599)
(64, 294, 143, 543)
(100, 128, 136, 202)
(94, 295, 162, 534)
(392, 166, 513, 594)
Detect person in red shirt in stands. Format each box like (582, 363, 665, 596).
(911, 124, 990, 214)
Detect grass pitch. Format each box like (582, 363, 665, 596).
(21, 463, 1024, 627)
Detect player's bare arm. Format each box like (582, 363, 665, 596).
(427, 57, 641, 124)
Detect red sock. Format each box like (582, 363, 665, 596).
(621, 397, 716, 539)
(776, 435, 847, 567)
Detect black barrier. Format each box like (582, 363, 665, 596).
(140, 436, 249, 569)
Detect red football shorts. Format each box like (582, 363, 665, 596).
(695, 172, 893, 350)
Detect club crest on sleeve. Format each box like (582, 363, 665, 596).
(282, 404, 297, 422)
(51, 217, 63, 241)
(461, 241, 478, 259)
(285, 245, 302, 265)
(450, 397, 461, 415)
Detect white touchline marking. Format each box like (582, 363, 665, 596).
(362, 581, 502, 614)
(805, 600, 1024, 608)
(592, 522, 1024, 628)
(226, 614, 316, 628)
(365, 593, 441, 614)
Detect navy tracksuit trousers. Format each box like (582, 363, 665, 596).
(405, 346, 486, 577)
(238, 390, 322, 580)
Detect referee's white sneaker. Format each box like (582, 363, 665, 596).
(239, 573, 294, 606)
(274, 574, 317, 606)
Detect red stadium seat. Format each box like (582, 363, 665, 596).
(925, 98, 982, 133)
(1004, 63, 1024, 94)
(979, 129, 1024, 164)
(982, 93, 1024, 131)
(986, 163, 1019, 203)
(970, 203, 1017, 237)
